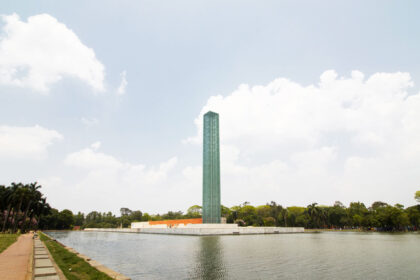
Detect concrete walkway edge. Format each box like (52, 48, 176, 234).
(33, 235, 64, 280)
(42, 232, 130, 280)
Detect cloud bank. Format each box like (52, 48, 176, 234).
(186, 70, 420, 207)
(0, 125, 62, 159)
(47, 144, 181, 212)
(0, 13, 105, 93)
(20, 70, 420, 213)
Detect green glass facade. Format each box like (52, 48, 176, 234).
(203, 111, 221, 223)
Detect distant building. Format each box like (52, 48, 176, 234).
(131, 218, 203, 228)
(202, 111, 221, 223)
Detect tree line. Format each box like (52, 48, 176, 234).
(76, 192, 420, 231)
(2, 182, 420, 231)
(74, 199, 420, 231)
(222, 200, 420, 231)
(0, 182, 50, 233)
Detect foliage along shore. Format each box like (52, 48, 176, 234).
(1, 182, 420, 232)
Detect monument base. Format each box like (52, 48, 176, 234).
(85, 224, 304, 236)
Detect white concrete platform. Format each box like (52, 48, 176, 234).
(85, 224, 304, 235)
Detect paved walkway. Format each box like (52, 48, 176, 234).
(33, 236, 63, 280)
(0, 233, 33, 280)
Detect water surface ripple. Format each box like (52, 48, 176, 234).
(47, 231, 420, 279)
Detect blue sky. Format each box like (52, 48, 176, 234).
(1, 1, 420, 214)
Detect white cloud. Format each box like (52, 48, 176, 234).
(32, 70, 420, 214)
(90, 141, 101, 151)
(117, 70, 127, 95)
(65, 147, 123, 170)
(186, 70, 420, 207)
(81, 117, 99, 127)
(0, 13, 105, 93)
(59, 145, 179, 213)
(64, 146, 178, 185)
(0, 125, 62, 159)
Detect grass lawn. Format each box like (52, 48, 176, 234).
(0, 233, 19, 253)
(39, 232, 113, 280)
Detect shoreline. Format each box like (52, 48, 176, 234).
(304, 228, 420, 233)
(84, 226, 304, 236)
(44, 228, 420, 234)
(41, 232, 130, 280)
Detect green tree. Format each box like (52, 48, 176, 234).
(237, 204, 257, 226)
(34, 198, 51, 230)
(11, 183, 26, 233)
(120, 216, 131, 228)
(256, 205, 271, 218)
(306, 203, 320, 228)
(1, 186, 14, 232)
(221, 205, 230, 218)
(130, 210, 143, 221)
(120, 208, 132, 216)
(375, 205, 409, 230)
(142, 213, 151, 221)
(266, 201, 285, 226)
(286, 206, 305, 227)
(57, 209, 74, 229)
(415, 191, 420, 203)
(371, 201, 388, 210)
(406, 206, 420, 228)
(21, 182, 42, 232)
(328, 202, 347, 228)
(162, 211, 183, 220)
(40, 209, 59, 230)
(187, 205, 202, 218)
(263, 217, 276, 226)
(0, 182, 50, 232)
(348, 202, 368, 227)
(73, 212, 85, 226)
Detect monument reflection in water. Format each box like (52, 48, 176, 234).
(192, 237, 226, 280)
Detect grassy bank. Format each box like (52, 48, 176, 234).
(0, 233, 19, 253)
(39, 232, 113, 280)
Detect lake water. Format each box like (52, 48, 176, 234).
(47, 231, 420, 280)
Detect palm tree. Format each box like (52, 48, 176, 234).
(0, 183, 50, 232)
(0, 185, 6, 229)
(280, 208, 288, 227)
(2, 183, 20, 232)
(34, 198, 51, 230)
(307, 203, 320, 228)
(318, 207, 328, 228)
(1, 188, 9, 232)
(11, 183, 27, 233)
(1, 187, 14, 232)
(21, 182, 42, 232)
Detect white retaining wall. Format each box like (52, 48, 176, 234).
(85, 226, 304, 235)
(131, 222, 239, 229)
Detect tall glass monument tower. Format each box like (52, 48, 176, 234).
(202, 111, 221, 223)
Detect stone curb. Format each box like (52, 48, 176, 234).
(33, 235, 65, 280)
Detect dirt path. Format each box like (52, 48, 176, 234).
(0, 233, 33, 280)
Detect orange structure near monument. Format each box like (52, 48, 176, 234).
(148, 218, 202, 227)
